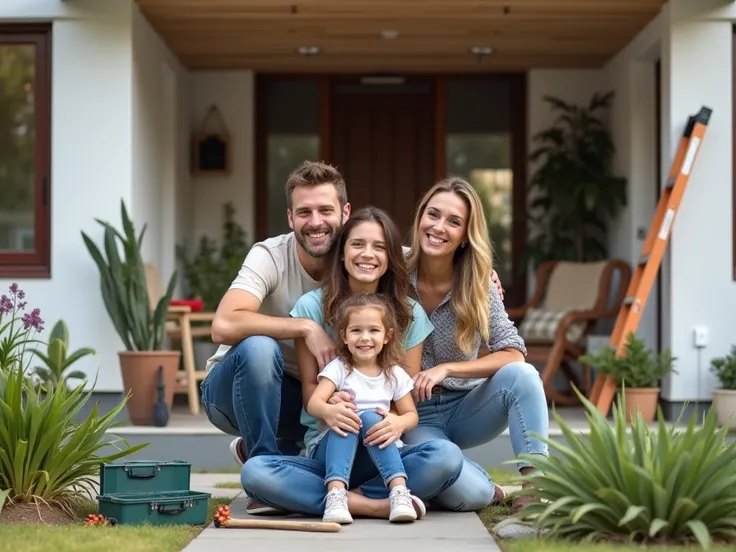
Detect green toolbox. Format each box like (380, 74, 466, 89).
(97, 460, 211, 525)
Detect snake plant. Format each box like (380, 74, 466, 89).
(81, 199, 177, 351)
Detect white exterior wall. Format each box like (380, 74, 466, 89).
(605, 0, 736, 404)
(0, 0, 134, 391)
(0, 0, 193, 392)
(659, 0, 735, 402)
(190, 72, 256, 245)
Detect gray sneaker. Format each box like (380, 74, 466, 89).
(389, 485, 418, 522)
(322, 487, 353, 524)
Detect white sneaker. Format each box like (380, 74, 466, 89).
(389, 485, 418, 522)
(323, 487, 353, 524)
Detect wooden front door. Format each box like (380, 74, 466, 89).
(330, 83, 435, 241)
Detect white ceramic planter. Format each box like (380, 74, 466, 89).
(712, 388, 736, 429)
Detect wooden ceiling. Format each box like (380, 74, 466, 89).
(137, 0, 667, 72)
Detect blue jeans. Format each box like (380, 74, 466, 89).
(402, 361, 549, 511)
(241, 439, 464, 516)
(315, 411, 407, 488)
(200, 336, 306, 457)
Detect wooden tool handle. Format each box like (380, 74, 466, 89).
(216, 518, 341, 532)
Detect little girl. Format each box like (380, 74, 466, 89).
(306, 293, 420, 525)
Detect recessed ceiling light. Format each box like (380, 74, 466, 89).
(470, 46, 493, 56)
(381, 30, 399, 40)
(297, 46, 321, 56)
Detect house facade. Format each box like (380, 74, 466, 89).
(0, 0, 733, 418)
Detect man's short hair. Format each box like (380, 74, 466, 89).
(285, 161, 347, 209)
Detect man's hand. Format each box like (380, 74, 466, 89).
(364, 409, 406, 449)
(303, 321, 338, 369)
(492, 270, 504, 301)
(323, 403, 362, 437)
(412, 364, 451, 403)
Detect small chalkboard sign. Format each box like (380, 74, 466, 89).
(192, 105, 231, 175)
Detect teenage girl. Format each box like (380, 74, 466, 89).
(306, 293, 419, 524)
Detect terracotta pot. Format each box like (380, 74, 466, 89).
(622, 387, 660, 423)
(712, 388, 736, 429)
(118, 351, 181, 425)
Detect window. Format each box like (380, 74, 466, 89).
(0, 24, 51, 278)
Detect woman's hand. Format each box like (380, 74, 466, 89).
(364, 408, 406, 449)
(323, 403, 362, 437)
(412, 365, 451, 402)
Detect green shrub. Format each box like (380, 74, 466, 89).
(0, 284, 147, 517)
(710, 346, 736, 390)
(496, 390, 736, 549)
(31, 319, 94, 392)
(579, 332, 677, 388)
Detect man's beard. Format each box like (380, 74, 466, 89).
(295, 226, 340, 258)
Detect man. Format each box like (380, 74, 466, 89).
(200, 160, 350, 513)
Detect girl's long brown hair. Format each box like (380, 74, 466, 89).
(322, 206, 413, 340)
(335, 293, 405, 386)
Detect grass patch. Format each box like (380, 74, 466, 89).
(0, 497, 232, 552)
(213, 481, 242, 489)
(193, 467, 241, 474)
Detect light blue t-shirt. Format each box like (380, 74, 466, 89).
(289, 288, 434, 457)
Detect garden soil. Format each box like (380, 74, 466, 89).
(0, 502, 74, 525)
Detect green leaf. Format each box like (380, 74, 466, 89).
(687, 519, 712, 549)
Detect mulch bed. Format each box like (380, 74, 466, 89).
(0, 502, 75, 525)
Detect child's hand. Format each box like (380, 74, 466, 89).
(364, 408, 405, 449)
(324, 403, 362, 437)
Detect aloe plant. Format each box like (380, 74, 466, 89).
(497, 389, 736, 549)
(81, 200, 177, 351)
(0, 359, 146, 517)
(31, 319, 93, 391)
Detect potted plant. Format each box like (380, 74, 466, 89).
(176, 202, 251, 368)
(580, 332, 676, 423)
(710, 345, 736, 429)
(526, 91, 627, 268)
(81, 200, 181, 426)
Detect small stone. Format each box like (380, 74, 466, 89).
(493, 522, 545, 540)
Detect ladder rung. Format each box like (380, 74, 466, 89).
(664, 177, 676, 190)
(638, 254, 649, 265)
(623, 296, 636, 306)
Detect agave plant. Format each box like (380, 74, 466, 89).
(0, 362, 147, 516)
(31, 319, 94, 391)
(81, 199, 177, 351)
(497, 389, 736, 549)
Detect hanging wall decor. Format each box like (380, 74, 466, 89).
(192, 104, 231, 175)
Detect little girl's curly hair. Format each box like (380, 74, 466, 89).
(334, 293, 406, 386)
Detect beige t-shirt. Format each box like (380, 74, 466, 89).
(205, 233, 320, 379)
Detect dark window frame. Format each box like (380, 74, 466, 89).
(0, 23, 52, 279)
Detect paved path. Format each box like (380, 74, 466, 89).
(185, 476, 503, 552)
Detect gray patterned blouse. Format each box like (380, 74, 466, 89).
(409, 269, 528, 391)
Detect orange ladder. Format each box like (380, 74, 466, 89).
(590, 106, 713, 416)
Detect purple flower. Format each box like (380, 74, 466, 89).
(22, 308, 44, 332)
(0, 294, 11, 315)
(9, 283, 19, 294)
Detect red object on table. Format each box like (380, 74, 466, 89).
(169, 298, 204, 312)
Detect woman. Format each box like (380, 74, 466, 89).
(240, 206, 465, 519)
(403, 176, 549, 515)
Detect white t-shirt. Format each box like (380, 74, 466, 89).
(313, 357, 414, 447)
(205, 233, 320, 379)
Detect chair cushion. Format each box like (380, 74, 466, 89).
(519, 307, 586, 345)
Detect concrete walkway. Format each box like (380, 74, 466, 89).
(186, 474, 504, 552)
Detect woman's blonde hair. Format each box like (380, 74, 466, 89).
(406, 176, 493, 354)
